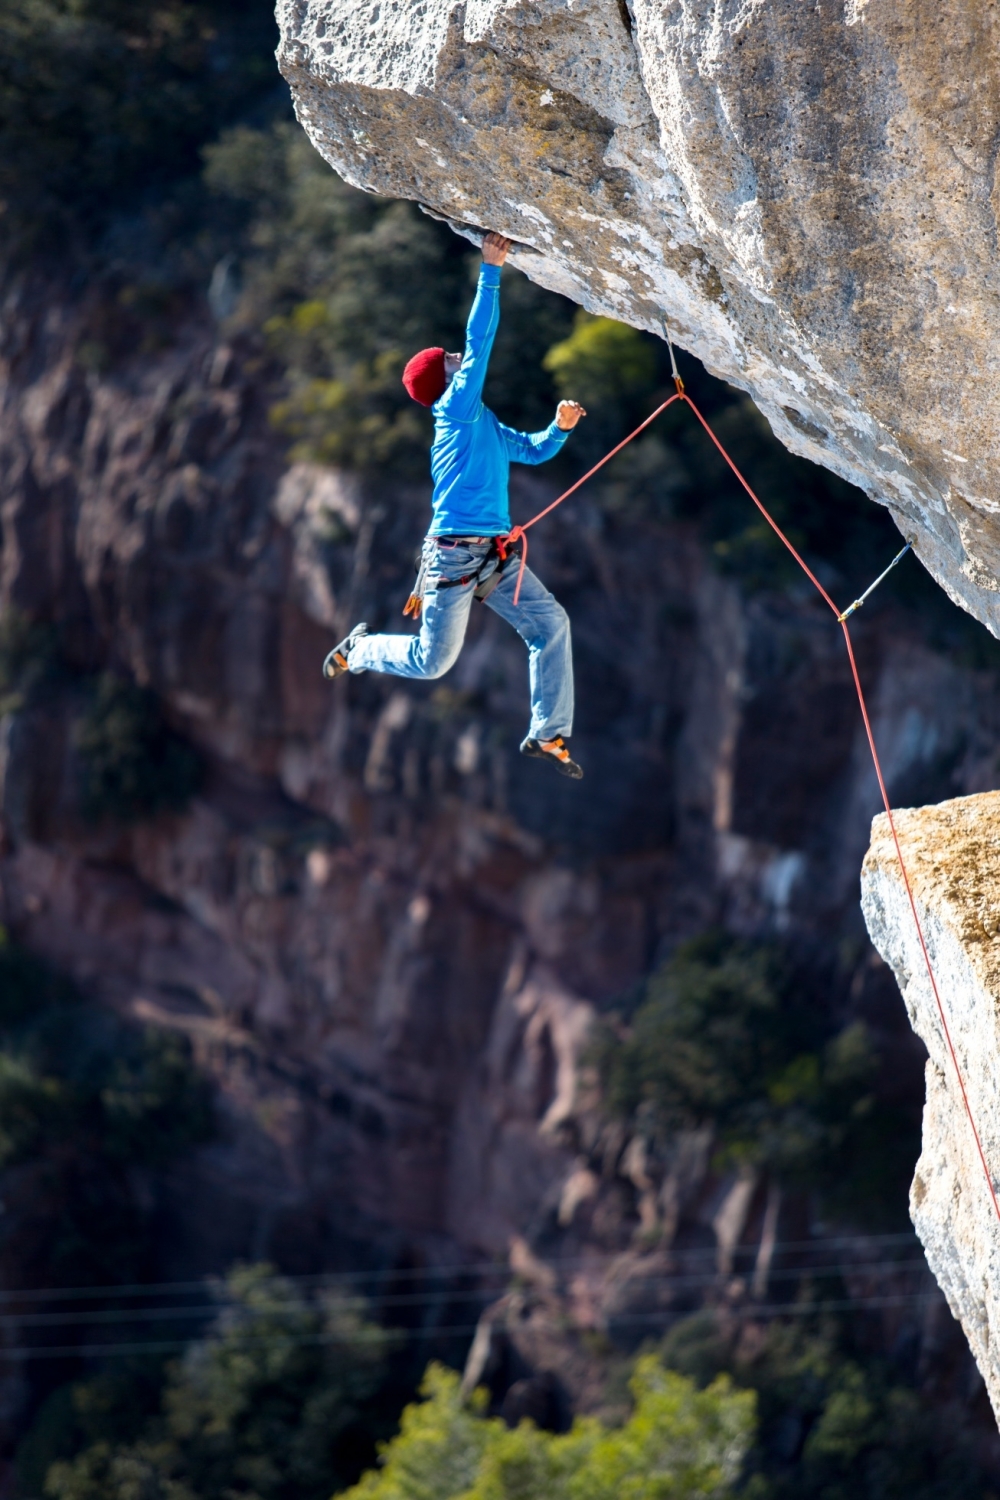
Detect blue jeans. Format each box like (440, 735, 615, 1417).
(349, 538, 574, 740)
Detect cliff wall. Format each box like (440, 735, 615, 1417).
(277, 0, 1000, 635)
(1, 275, 996, 1289)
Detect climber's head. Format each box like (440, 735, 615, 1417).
(400, 347, 443, 406)
(402, 347, 464, 405)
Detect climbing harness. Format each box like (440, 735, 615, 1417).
(495, 336, 1000, 1227)
(403, 534, 523, 618)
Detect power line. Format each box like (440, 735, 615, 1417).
(0, 1233, 922, 1306)
(0, 1291, 948, 1362)
(0, 1257, 935, 1334)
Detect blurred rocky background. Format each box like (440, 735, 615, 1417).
(2, 3, 1000, 1497)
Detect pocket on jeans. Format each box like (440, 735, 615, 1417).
(433, 543, 487, 581)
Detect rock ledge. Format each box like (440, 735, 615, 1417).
(277, 0, 1000, 634)
(862, 790, 1000, 1422)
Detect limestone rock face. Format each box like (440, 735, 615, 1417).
(862, 792, 1000, 1423)
(277, 0, 1000, 634)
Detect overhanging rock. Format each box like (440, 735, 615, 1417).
(276, 0, 1000, 634)
(862, 791, 1000, 1423)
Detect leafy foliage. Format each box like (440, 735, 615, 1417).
(0, 0, 277, 247)
(203, 122, 577, 478)
(341, 1357, 755, 1500)
(0, 625, 202, 826)
(0, 934, 216, 1494)
(544, 313, 658, 408)
(661, 1313, 995, 1500)
(17, 1361, 169, 1499)
(0, 930, 212, 1294)
(76, 674, 203, 823)
(0, 612, 61, 714)
(44, 1266, 398, 1500)
(594, 932, 901, 1205)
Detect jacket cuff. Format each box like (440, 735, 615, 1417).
(479, 263, 502, 286)
(549, 421, 570, 442)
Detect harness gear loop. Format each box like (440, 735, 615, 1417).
(836, 541, 913, 623)
(403, 544, 433, 618)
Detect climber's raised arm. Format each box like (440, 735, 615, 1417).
(499, 400, 587, 466)
(439, 232, 511, 420)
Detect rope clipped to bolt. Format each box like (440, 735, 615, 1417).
(499, 326, 1000, 1227)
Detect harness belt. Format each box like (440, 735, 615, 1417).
(403, 534, 523, 619)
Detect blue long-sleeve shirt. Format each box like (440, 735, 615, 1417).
(428, 263, 570, 536)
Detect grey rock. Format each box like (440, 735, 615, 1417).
(277, 0, 1000, 634)
(862, 791, 1000, 1425)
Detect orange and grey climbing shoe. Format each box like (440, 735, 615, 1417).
(520, 734, 583, 780)
(322, 622, 368, 680)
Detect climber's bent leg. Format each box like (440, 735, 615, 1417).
(347, 539, 482, 681)
(484, 561, 574, 740)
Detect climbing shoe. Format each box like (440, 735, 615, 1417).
(520, 735, 584, 780)
(322, 622, 368, 680)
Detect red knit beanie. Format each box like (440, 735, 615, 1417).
(403, 347, 447, 406)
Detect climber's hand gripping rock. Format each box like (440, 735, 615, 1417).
(481, 231, 512, 266)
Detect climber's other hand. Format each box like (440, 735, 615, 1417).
(482, 232, 512, 266)
(555, 400, 587, 430)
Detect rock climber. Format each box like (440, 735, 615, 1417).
(322, 231, 587, 779)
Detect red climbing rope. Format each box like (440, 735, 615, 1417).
(504, 393, 683, 606)
(504, 379, 1000, 1226)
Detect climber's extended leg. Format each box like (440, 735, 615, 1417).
(483, 559, 581, 777)
(336, 538, 482, 682)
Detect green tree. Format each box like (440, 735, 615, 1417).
(542, 310, 665, 469)
(341, 1357, 755, 1500)
(76, 674, 202, 823)
(0, 930, 212, 1290)
(596, 932, 878, 1191)
(661, 1313, 994, 1500)
(0, 611, 60, 713)
(44, 1267, 397, 1500)
(204, 122, 577, 478)
(543, 312, 657, 411)
(0, 0, 277, 246)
